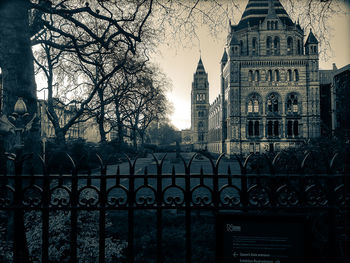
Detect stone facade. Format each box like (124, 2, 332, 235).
(191, 0, 321, 155)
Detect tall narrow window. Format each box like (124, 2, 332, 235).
(254, 121, 260, 136)
(297, 40, 301, 55)
(274, 70, 280, 81)
(287, 121, 293, 136)
(275, 21, 278, 30)
(293, 121, 299, 136)
(274, 121, 279, 136)
(294, 69, 299, 81)
(253, 99, 259, 113)
(267, 21, 271, 30)
(287, 37, 293, 55)
(240, 40, 244, 55)
(266, 37, 272, 55)
(252, 38, 257, 55)
(274, 37, 280, 55)
(267, 93, 279, 113)
(288, 69, 292, 81)
(248, 100, 253, 113)
(255, 70, 260, 81)
(268, 70, 273, 82)
(249, 70, 253, 81)
(268, 121, 273, 136)
(248, 121, 253, 136)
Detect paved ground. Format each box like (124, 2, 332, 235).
(105, 152, 241, 175)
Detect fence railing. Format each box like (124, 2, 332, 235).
(0, 151, 349, 263)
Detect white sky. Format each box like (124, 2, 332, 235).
(152, 2, 350, 131)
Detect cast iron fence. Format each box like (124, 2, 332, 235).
(0, 151, 350, 262)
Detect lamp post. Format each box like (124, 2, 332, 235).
(0, 97, 35, 263)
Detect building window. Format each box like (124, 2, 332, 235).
(294, 69, 299, 82)
(266, 37, 272, 55)
(275, 21, 278, 30)
(248, 100, 253, 113)
(267, 21, 271, 30)
(274, 37, 280, 55)
(198, 121, 203, 131)
(254, 121, 260, 136)
(287, 37, 293, 55)
(274, 121, 279, 136)
(274, 70, 280, 81)
(249, 70, 253, 81)
(248, 121, 253, 136)
(247, 94, 260, 114)
(297, 40, 302, 55)
(252, 38, 257, 55)
(287, 121, 293, 136)
(287, 94, 299, 114)
(267, 121, 273, 136)
(240, 40, 244, 55)
(287, 69, 292, 81)
(267, 70, 273, 82)
(293, 121, 299, 136)
(253, 99, 259, 113)
(267, 93, 279, 113)
(255, 70, 260, 81)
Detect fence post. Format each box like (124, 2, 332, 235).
(99, 155, 107, 263)
(42, 157, 49, 263)
(127, 156, 136, 263)
(155, 154, 166, 263)
(70, 158, 78, 263)
(13, 153, 30, 263)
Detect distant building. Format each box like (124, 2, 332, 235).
(38, 99, 109, 143)
(190, 0, 320, 155)
(331, 64, 350, 138)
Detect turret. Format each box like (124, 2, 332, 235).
(305, 29, 318, 55)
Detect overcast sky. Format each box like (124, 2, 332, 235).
(152, 1, 350, 131)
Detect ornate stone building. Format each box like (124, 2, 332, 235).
(191, 0, 321, 154)
(191, 58, 210, 150)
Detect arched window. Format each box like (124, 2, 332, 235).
(297, 40, 301, 55)
(267, 70, 273, 82)
(252, 38, 257, 55)
(293, 121, 299, 136)
(255, 70, 260, 81)
(247, 94, 260, 114)
(294, 69, 299, 81)
(274, 121, 279, 136)
(286, 94, 299, 114)
(287, 121, 293, 136)
(248, 100, 253, 113)
(274, 70, 280, 81)
(267, 93, 279, 113)
(254, 121, 260, 136)
(267, 121, 273, 136)
(266, 37, 272, 55)
(249, 70, 253, 81)
(253, 99, 259, 113)
(287, 69, 292, 81)
(274, 37, 280, 55)
(287, 37, 293, 55)
(248, 121, 253, 136)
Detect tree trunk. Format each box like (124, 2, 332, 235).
(97, 89, 107, 143)
(115, 104, 124, 147)
(0, 1, 37, 262)
(0, 0, 40, 154)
